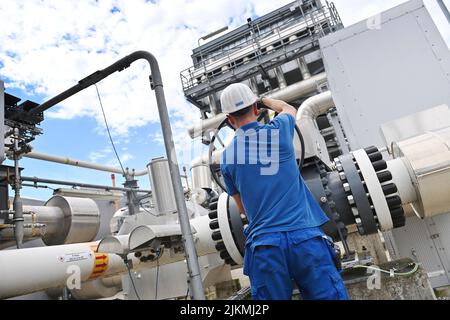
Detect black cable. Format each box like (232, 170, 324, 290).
(124, 259, 141, 300)
(139, 201, 158, 217)
(295, 124, 305, 171)
(208, 115, 306, 191)
(94, 84, 126, 176)
(96, 85, 148, 300)
(155, 252, 160, 300)
(185, 286, 190, 300)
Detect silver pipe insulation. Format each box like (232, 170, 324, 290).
(24, 151, 149, 177)
(268, 72, 327, 101)
(0, 214, 216, 299)
(295, 91, 335, 161)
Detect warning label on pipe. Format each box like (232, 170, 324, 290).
(58, 252, 92, 263)
(89, 253, 109, 279)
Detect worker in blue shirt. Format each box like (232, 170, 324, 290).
(220, 83, 349, 300)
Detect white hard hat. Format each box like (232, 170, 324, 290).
(220, 83, 258, 115)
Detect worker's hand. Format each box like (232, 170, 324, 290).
(256, 97, 267, 110)
(240, 213, 249, 225)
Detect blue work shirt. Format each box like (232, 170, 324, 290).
(220, 113, 329, 245)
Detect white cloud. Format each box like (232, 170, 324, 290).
(88, 146, 112, 162)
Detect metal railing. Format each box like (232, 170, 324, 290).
(180, 2, 342, 93)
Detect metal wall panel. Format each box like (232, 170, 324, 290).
(320, 0, 450, 288)
(392, 215, 450, 288)
(320, 0, 450, 150)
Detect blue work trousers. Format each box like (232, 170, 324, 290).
(244, 230, 349, 300)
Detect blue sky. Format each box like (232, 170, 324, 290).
(1, 0, 449, 201)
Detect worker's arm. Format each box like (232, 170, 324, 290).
(260, 97, 297, 118)
(232, 194, 248, 222)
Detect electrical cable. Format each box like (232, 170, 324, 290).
(352, 262, 420, 276)
(208, 112, 306, 191)
(96, 85, 148, 300)
(139, 201, 158, 217)
(94, 84, 126, 176)
(124, 259, 141, 300)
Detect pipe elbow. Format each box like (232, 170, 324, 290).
(297, 91, 334, 122)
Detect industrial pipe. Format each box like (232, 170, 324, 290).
(267, 72, 327, 101)
(0, 240, 135, 299)
(24, 151, 149, 177)
(21, 176, 151, 194)
(1, 196, 101, 246)
(22, 51, 205, 300)
(391, 126, 450, 219)
(0, 214, 217, 299)
(188, 72, 327, 139)
(295, 91, 335, 162)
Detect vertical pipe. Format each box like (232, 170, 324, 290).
(438, 0, 450, 24)
(151, 62, 206, 300)
(124, 175, 138, 216)
(297, 56, 311, 80)
(208, 94, 218, 115)
(111, 174, 120, 211)
(249, 77, 259, 94)
(274, 66, 287, 89)
(13, 128, 24, 249)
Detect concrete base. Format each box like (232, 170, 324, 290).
(346, 229, 389, 265)
(342, 258, 436, 300)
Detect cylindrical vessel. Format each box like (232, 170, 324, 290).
(190, 156, 212, 190)
(43, 196, 100, 245)
(393, 127, 450, 218)
(147, 158, 177, 215)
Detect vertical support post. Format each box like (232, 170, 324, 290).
(438, 0, 450, 24)
(111, 174, 120, 211)
(124, 174, 139, 216)
(12, 128, 24, 249)
(149, 60, 206, 300)
(297, 56, 311, 80)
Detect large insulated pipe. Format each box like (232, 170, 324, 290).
(0, 213, 218, 299)
(390, 126, 450, 219)
(295, 91, 335, 161)
(188, 72, 327, 139)
(0, 240, 133, 299)
(1, 196, 101, 246)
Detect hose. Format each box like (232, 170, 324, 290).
(208, 114, 306, 191)
(352, 262, 420, 277)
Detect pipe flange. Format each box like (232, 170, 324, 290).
(208, 194, 245, 266)
(353, 149, 393, 231)
(338, 154, 378, 235)
(363, 147, 406, 229)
